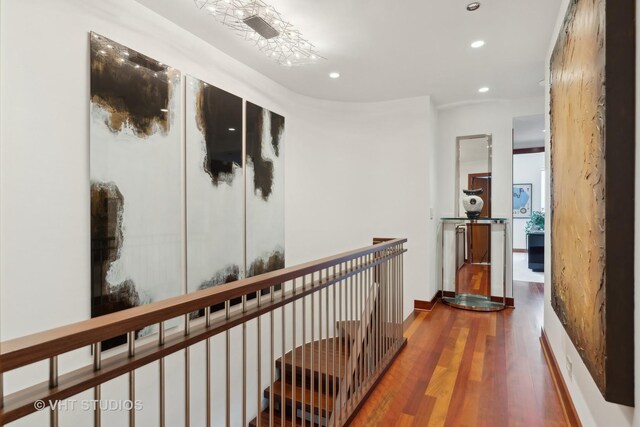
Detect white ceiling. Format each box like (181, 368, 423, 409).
(134, 0, 562, 105)
(513, 114, 545, 149)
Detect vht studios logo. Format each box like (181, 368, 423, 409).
(34, 399, 143, 412)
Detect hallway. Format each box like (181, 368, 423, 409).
(352, 281, 566, 426)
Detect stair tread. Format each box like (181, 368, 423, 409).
(276, 337, 349, 379)
(248, 409, 294, 427)
(265, 379, 335, 415)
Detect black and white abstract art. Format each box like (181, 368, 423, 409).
(89, 32, 182, 349)
(186, 76, 244, 296)
(245, 101, 285, 278)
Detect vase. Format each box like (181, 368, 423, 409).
(462, 188, 484, 219)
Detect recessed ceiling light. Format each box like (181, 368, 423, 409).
(228, 128, 236, 131)
(160, 109, 168, 112)
(329, 72, 340, 79)
(471, 40, 485, 48)
(478, 87, 489, 93)
(467, 2, 481, 11)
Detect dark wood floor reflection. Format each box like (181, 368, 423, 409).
(456, 263, 490, 296)
(351, 281, 567, 426)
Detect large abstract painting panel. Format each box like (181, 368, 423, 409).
(245, 102, 285, 278)
(550, 0, 635, 405)
(90, 33, 182, 349)
(186, 76, 243, 297)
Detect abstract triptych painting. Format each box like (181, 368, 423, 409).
(245, 101, 285, 279)
(90, 33, 285, 345)
(186, 76, 244, 296)
(89, 33, 182, 349)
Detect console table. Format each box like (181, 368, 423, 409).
(440, 217, 509, 311)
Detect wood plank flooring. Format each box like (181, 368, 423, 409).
(351, 281, 567, 426)
(456, 263, 490, 296)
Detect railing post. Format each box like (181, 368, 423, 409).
(128, 331, 136, 427)
(93, 342, 102, 427)
(49, 356, 58, 427)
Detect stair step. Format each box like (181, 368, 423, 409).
(248, 408, 293, 427)
(276, 337, 348, 394)
(265, 380, 335, 417)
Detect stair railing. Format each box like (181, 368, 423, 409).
(0, 238, 407, 427)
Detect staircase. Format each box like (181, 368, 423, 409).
(249, 334, 350, 427)
(249, 310, 396, 426)
(247, 253, 404, 426)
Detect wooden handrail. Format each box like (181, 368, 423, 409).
(0, 238, 406, 375)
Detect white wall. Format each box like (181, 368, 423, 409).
(541, 1, 639, 426)
(512, 152, 545, 249)
(435, 96, 544, 298)
(0, 0, 436, 425)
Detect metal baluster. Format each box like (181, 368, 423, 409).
(270, 285, 274, 427)
(49, 356, 58, 427)
(242, 295, 247, 427)
(349, 259, 355, 411)
(332, 268, 337, 427)
(363, 257, 369, 388)
(397, 247, 401, 348)
(205, 307, 211, 427)
(337, 265, 343, 424)
(367, 254, 375, 377)
(225, 301, 231, 427)
(159, 322, 165, 427)
(318, 271, 324, 426)
(301, 276, 307, 427)
(310, 272, 315, 426)
(292, 278, 297, 427)
(358, 259, 363, 397)
(375, 252, 382, 371)
(281, 283, 285, 427)
(93, 342, 101, 427)
(393, 249, 398, 349)
(128, 332, 136, 427)
(324, 271, 329, 424)
(401, 246, 404, 342)
(385, 256, 389, 358)
(257, 291, 262, 427)
(185, 316, 191, 427)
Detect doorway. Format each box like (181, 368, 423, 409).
(512, 114, 545, 284)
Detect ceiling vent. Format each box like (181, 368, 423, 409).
(243, 15, 279, 39)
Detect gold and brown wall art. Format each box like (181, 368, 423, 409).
(550, 0, 635, 406)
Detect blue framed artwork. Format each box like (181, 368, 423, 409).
(513, 183, 532, 218)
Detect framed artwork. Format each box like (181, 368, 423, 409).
(550, 0, 635, 406)
(512, 183, 532, 218)
(89, 32, 182, 349)
(245, 101, 285, 279)
(185, 75, 243, 296)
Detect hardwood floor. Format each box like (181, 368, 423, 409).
(456, 263, 490, 296)
(351, 281, 568, 426)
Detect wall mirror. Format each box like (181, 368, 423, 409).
(455, 134, 492, 298)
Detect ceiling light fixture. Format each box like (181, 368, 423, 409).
(329, 72, 340, 79)
(193, 0, 324, 66)
(470, 40, 485, 48)
(478, 86, 489, 93)
(467, 2, 481, 11)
